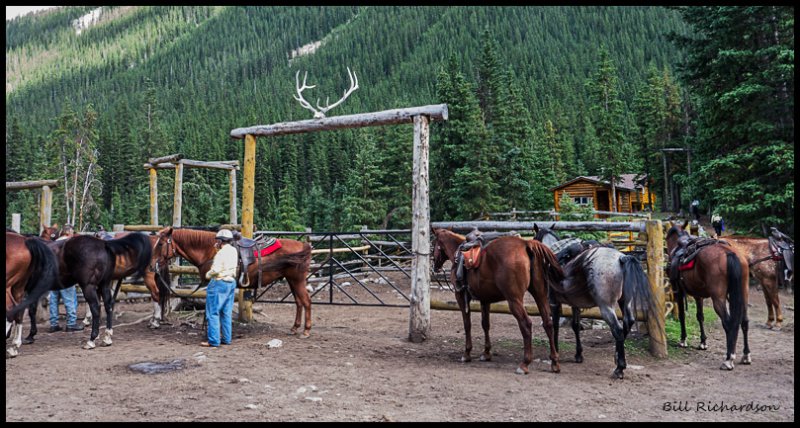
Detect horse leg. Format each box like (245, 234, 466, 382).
(571, 308, 583, 363)
(740, 305, 751, 364)
(710, 297, 736, 370)
(455, 290, 472, 363)
(100, 285, 114, 346)
(549, 299, 560, 354)
(676, 290, 688, 348)
(23, 302, 38, 344)
(82, 286, 101, 350)
(600, 305, 626, 379)
(529, 282, 559, 373)
(479, 302, 491, 361)
(288, 278, 313, 338)
(507, 300, 533, 375)
(6, 314, 25, 358)
(772, 287, 783, 330)
(695, 297, 708, 350)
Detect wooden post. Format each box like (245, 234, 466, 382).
(172, 162, 183, 227)
(229, 168, 237, 226)
(409, 115, 430, 343)
(149, 168, 158, 226)
(238, 134, 257, 323)
(11, 213, 21, 233)
(39, 185, 52, 233)
(645, 220, 667, 358)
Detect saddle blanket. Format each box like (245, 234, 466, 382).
(253, 239, 282, 257)
(678, 259, 695, 271)
(463, 246, 482, 270)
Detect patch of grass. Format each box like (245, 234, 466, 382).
(665, 299, 719, 346)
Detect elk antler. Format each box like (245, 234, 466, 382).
(292, 67, 359, 119)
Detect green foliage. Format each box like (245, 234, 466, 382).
(557, 192, 606, 241)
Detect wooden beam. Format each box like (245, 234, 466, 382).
(409, 115, 431, 343)
(431, 220, 647, 233)
(230, 104, 448, 139)
(6, 180, 59, 190)
(173, 162, 183, 227)
(143, 162, 176, 169)
(148, 154, 183, 165)
(229, 169, 237, 225)
(178, 159, 238, 170)
(646, 220, 667, 358)
(39, 185, 53, 233)
(11, 214, 21, 233)
(123, 224, 164, 232)
(149, 168, 158, 226)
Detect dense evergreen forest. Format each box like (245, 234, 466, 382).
(5, 6, 794, 235)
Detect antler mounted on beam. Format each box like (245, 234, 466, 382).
(293, 67, 359, 119)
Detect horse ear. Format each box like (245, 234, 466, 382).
(53, 223, 59, 228)
(533, 223, 539, 233)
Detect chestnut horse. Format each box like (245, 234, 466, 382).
(5, 231, 60, 357)
(666, 224, 750, 370)
(431, 228, 563, 374)
(155, 227, 314, 336)
(727, 237, 783, 329)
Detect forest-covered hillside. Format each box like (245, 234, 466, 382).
(5, 6, 793, 234)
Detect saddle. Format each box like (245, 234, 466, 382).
(232, 233, 279, 287)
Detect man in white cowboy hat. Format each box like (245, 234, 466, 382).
(201, 228, 239, 347)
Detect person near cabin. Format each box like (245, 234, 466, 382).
(201, 229, 239, 347)
(690, 199, 700, 221)
(49, 224, 83, 332)
(770, 227, 794, 283)
(711, 213, 724, 238)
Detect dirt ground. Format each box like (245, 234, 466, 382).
(5, 283, 794, 422)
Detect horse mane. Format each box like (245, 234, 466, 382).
(174, 228, 217, 247)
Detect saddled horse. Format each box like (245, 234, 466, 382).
(533, 225, 659, 379)
(666, 224, 750, 370)
(5, 231, 61, 357)
(727, 237, 783, 329)
(58, 233, 152, 349)
(431, 227, 564, 374)
(155, 227, 314, 336)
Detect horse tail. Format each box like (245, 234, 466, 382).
(7, 239, 60, 322)
(156, 263, 172, 309)
(725, 251, 744, 334)
(105, 233, 153, 277)
(619, 254, 661, 333)
(526, 240, 564, 293)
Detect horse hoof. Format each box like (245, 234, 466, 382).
(460, 356, 471, 363)
(300, 331, 311, 339)
(741, 354, 752, 365)
(480, 353, 491, 362)
(287, 330, 298, 336)
(83, 318, 92, 327)
(678, 341, 688, 348)
(83, 341, 96, 350)
(551, 362, 561, 373)
(6, 347, 19, 358)
(515, 366, 529, 375)
(148, 320, 160, 329)
(698, 343, 708, 350)
(22, 337, 34, 345)
(101, 337, 113, 346)
(774, 325, 782, 331)
(612, 369, 624, 379)
(575, 355, 584, 364)
(720, 360, 734, 370)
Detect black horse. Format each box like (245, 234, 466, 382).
(59, 233, 152, 349)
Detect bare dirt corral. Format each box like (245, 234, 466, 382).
(5, 286, 794, 422)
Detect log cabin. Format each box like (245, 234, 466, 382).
(550, 174, 655, 217)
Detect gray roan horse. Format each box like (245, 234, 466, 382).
(534, 225, 661, 379)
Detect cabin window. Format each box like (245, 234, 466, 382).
(573, 196, 591, 205)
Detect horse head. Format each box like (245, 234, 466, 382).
(154, 226, 178, 265)
(431, 228, 450, 271)
(40, 224, 60, 241)
(665, 224, 689, 254)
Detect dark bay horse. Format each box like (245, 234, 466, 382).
(727, 237, 783, 329)
(533, 225, 658, 379)
(59, 233, 152, 349)
(666, 224, 750, 370)
(155, 227, 314, 336)
(431, 227, 564, 374)
(5, 231, 60, 357)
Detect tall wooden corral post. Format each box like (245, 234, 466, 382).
(409, 115, 431, 342)
(646, 220, 668, 358)
(238, 134, 257, 322)
(149, 168, 158, 226)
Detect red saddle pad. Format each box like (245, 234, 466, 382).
(678, 259, 695, 271)
(253, 240, 282, 257)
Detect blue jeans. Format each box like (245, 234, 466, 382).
(206, 279, 236, 346)
(49, 286, 78, 327)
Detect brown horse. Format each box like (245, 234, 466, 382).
(155, 227, 314, 336)
(431, 227, 564, 374)
(727, 237, 783, 329)
(5, 231, 60, 357)
(666, 224, 750, 370)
